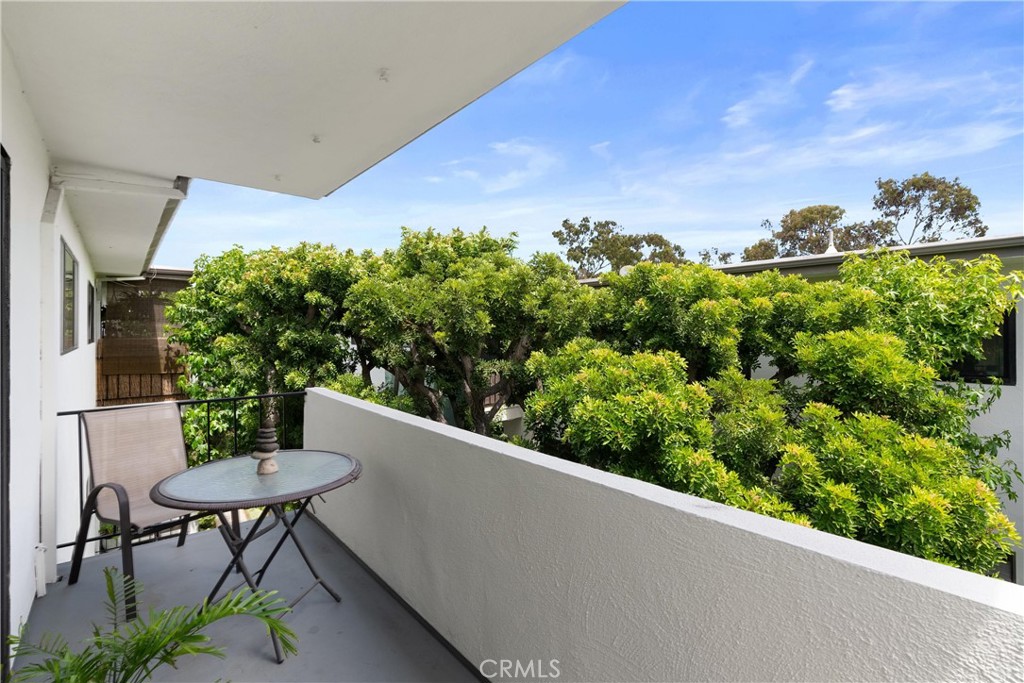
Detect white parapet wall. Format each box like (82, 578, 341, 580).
(305, 388, 1024, 682)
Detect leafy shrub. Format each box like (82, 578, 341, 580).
(705, 370, 791, 486)
(345, 229, 595, 434)
(170, 232, 1023, 575)
(794, 328, 964, 432)
(600, 263, 746, 379)
(788, 404, 1019, 569)
(323, 373, 417, 414)
(526, 339, 711, 480)
(525, 341, 1020, 575)
(840, 250, 1022, 372)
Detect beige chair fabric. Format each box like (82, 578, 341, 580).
(82, 402, 191, 529)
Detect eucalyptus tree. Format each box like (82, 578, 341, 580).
(553, 216, 687, 278)
(741, 173, 988, 262)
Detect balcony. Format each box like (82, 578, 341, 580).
(16, 389, 1024, 681)
(19, 514, 476, 682)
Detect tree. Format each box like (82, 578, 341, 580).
(345, 227, 595, 434)
(775, 205, 847, 257)
(741, 235, 779, 262)
(167, 243, 370, 399)
(525, 251, 1024, 574)
(740, 173, 987, 261)
(873, 172, 987, 244)
(742, 207, 896, 261)
(553, 217, 686, 278)
(166, 244, 378, 463)
(698, 247, 734, 265)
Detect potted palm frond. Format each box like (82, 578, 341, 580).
(7, 567, 297, 682)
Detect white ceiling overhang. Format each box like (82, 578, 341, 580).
(2, 1, 622, 274)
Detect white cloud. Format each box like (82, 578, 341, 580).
(655, 81, 707, 127)
(827, 68, 1018, 113)
(451, 139, 561, 194)
(722, 58, 815, 128)
(614, 119, 1022, 195)
(590, 141, 612, 161)
(789, 59, 815, 85)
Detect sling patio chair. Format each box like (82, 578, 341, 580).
(68, 402, 209, 618)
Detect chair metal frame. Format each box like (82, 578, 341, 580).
(67, 403, 208, 619)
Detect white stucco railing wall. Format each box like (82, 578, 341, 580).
(305, 388, 1024, 682)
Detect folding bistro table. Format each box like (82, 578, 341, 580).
(151, 449, 362, 662)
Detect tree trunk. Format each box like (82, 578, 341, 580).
(393, 366, 447, 424)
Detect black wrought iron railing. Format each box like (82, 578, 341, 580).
(55, 391, 306, 550)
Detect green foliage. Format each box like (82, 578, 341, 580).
(165, 227, 1022, 575)
(527, 339, 711, 479)
(600, 262, 745, 379)
(526, 338, 1020, 574)
(8, 568, 296, 682)
(705, 370, 791, 487)
(525, 246, 1023, 575)
(741, 237, 779, 262)
(553, 216, 686, 278)
(167, 243, 369, 400)
(840, 250, 1022, 372)
(742, 272, 880, 380)
(793, 328, 963, 433)
(526, 342, 807, 525)
(765, 205, 896, 259)
(788, 405, 1018, 571)
(166, 243, 378, 462)
(177, 394, 306, 467)
(873, 172, 987, 244)
(323, 374, 417, 414)
(346, 227, 594, 434)
(600, 261, 880, 380)
(740, 172, 986, 260)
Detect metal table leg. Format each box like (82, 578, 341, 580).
(205, 499, 342, 663)
(253, 499, 341, 603)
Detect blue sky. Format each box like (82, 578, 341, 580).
(154, 1, 1024, 268)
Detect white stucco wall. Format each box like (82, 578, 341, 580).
(306, 388, 1024, 682)
(2, 38, 97, 635)
(3, 38, 50, 636)
(51, 203, 97, 565)
(970, 298, 1024, 582)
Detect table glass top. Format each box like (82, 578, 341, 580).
(154, 450, 359, 509)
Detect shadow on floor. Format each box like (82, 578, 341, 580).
(18, 517, 477, 683)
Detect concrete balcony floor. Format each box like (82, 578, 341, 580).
(17, 518, 477, 683)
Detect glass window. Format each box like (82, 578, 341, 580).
(948, 310, 1017, 385)
(87, 281, 96, 344)
(62, 240, 78, 354)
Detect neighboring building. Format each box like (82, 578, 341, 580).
(0, 2, 622, 669)
(99, 268, 192, 406)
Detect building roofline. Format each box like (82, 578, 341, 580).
(715, 233, 1024, 275)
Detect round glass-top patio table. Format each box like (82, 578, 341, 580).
(151, 449, 361, 511)
(150, 449, 362, 664)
